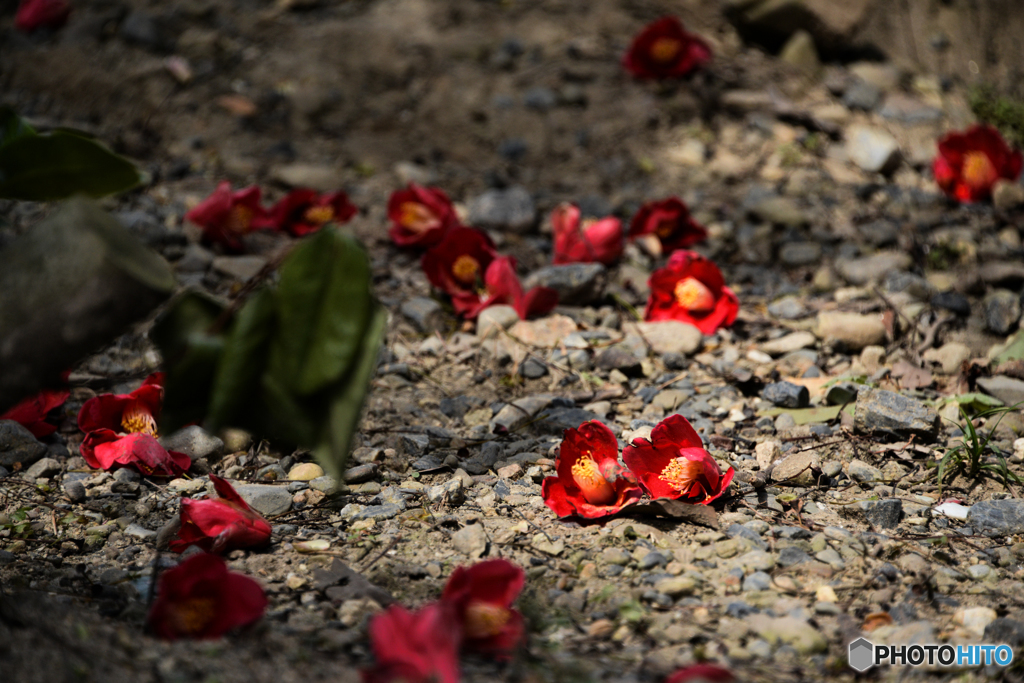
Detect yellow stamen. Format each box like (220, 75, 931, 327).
(659, 457, 703, 495)
(570, 455, 616, 505)
(673, 277, 715, 313)
(962, 151, 997, 191)
(303, 205, 335, 225)
(650, 37, 681, 63)
(399, 202, 439, 233)
(226, 205, 254, 236)
(121, 405, 157, 435)
(171, 597, 217, 636)
(655, 218, 676, 239)
(464, 602, 511, 639)
(451, 255, 480, 285)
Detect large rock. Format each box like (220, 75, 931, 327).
(235, 484, 293, 516)
(623, 321, 703, 356)
(400, 297, 445, 334)
(0, 421, 48, 468)
(983, 289, 1021, 335)
(977, 376, 1024, 407)
(816, 311, 886, 351)
(159, 425, 223, 461)
(854, 388, 940, 441)
(522, 264, 606, 305)
(968, 499, 1024, 535)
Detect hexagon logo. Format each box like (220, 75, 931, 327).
(849, 637, 875, 672)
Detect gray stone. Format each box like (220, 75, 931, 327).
(846, 125, 901, 174)
(854, 388, 940, 441)
(400, 297, 445, 334)
(931, 291, 971, 317)
(879, 93, 942, 124)
(23, 457, 61, 479)
(212, 256, 267, 282)
(64, 479, 86, 503)
(985, 618, 1024, 649)
(767, 297, 809, 320)
(761, 331, 816, 356)
(518, 356, 549, 379)
(491, 395, 553, 432)
(0, 421, 48, 468)
(864, 498, 902, 528)
(847, 459, 882, 484)
(772, 450, 818, 485)
(779, 29, 820, 75)
(522, 264, 606, 305)
(777, 547, 813, 567)
(270, 163, 344, 192)
(977, 376, 1024, 407)
(843, 80, 881, 110)
(993, 179, 1024, 212)
(427, 478, 465, 505)
(452, 523, 488, 558)
(968, 499, 1024, 535)
(654, 576, 697, 598)
(352, 503, 404, 521)
(467, 186, 535, 233)
(836, 251, 912, 285)
(344, 464, 378, 484)
(983, 289, 1021, 335)
(762, 381, 809, 408)
(309, 475, 342, 494)
(778, 241, 822, 266)
(160, 426, 223, 461)
(532, 408, 602, 436)
(124, 523, 157, 540)
(639, 551, 669, 570)
(476, 305, 519, 339)
(596, 347, 642, 375)
(235, 484, 293, 516)
(816, 312, 886, 351)
(748, 196, 807, 227)
(745, 614, 828, 655)
(624, 321, 703, 356)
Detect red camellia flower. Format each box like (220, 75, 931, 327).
(541, 420, 643, 519)
(361, 602, 461, 683)
(421, 227, 498, 309)
(551, 203, 624, 266)
(0, 389, 70, 438)
(645, 250, 739, 335)
(933, 124, 1023, 203)
(442, 558, 525, 659)
(266, 189, 357, 237)
(184, 181, 270, 251)
(79, 431, 191, 476)
(622, 414, 734, 505)
(387, 183, 460, 249)
(77, 374, 164, 437)
(629, 197, 708, 252)
(622, 16, 712, 80)
(15, 0, 70, 32)
(458, 256, 558, 321)
(666, 664, 736, 683)
(170, 475, 272, 554)
(147, 552, 267, 641)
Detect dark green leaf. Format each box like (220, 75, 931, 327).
(269, 227, 371, 396)
(206, 288, 276, 432)
(0, 131, 140, 201)
(150, 291, 226, 432)
(257, 372, 320, 447)
(0, 108, 35, 147)
(315, 301, 386, 479)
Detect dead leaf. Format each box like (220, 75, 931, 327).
(627, 498, 719, 529)
(892, 360, 933, 390)
(862, 611, 893, 632)
(216, 94, 258, 117)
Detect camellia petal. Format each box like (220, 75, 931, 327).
(644, 250, 739, 334)
(184, 182, 270, 252)
(628, 197, 707, 252)
(441, 558, 526, 659)
(460, 256, 558, 321)
(421, 227, 498, 301)
(622, 16, 712, 80)
(622, 414, 733, 505)
(361, 602, 461, 683)
(265, 189, 357, 237)
(0, 389, 69, 438)
(169, 475, 272, 554)
(541, 420, 643, 519)
(665, 664, 736, 683)
(933, 124, 1023, 203)
(147, 553, 267, 640)
(15, 0, 69, 32)
(387, 183, 460, 248)
(78, 379, 163, 435)
(551, 203, 624, 266)
(80, 431, 190, 477)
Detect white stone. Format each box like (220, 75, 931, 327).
(933, 502, 970, 520)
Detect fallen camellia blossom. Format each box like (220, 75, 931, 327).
(933, 124, 1023, 203)
(362, 602, 462, 683)
(169, 475, 272, 553)
(542, 420, 643, 519)
(458, 256, 558, 321)
(15, 0, 70, 32)
(644, 250, 739, 334)
(422, 226, 498, 312)
(551, 203, 623, 266)
(665, 664, 736, 683)
(629, 197, 707, 252)
(387, 183, 460, 249)
(79, 431, 190, 476)
(184, 181, 270, 251)
(0, 388, 69, 438)
(442, 558, 525, 659)
(266, 189, 357, 237)
(77, 373, 164, 436)
(147, 552, 267, 640)
(623, 414, 734, 505)
(622, 16, 712, 80)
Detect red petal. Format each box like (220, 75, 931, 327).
(0, 389, 69, 438)
(81, 432, 188, 476)
(15, 0, 69, 32)
(363, 602, 461, 683)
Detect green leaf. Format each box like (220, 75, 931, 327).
(257, 372, 320, 447)
(314, 301, 386, 479)
(993, 330, 1024, 364)
(0, 108, 35, 147)
(150, 291, 227, 432)
(0, 131, 140, 201)
(206, 288, 276, 432)
(269, 227, 372, 396)
(946, 393, 1005, 414)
